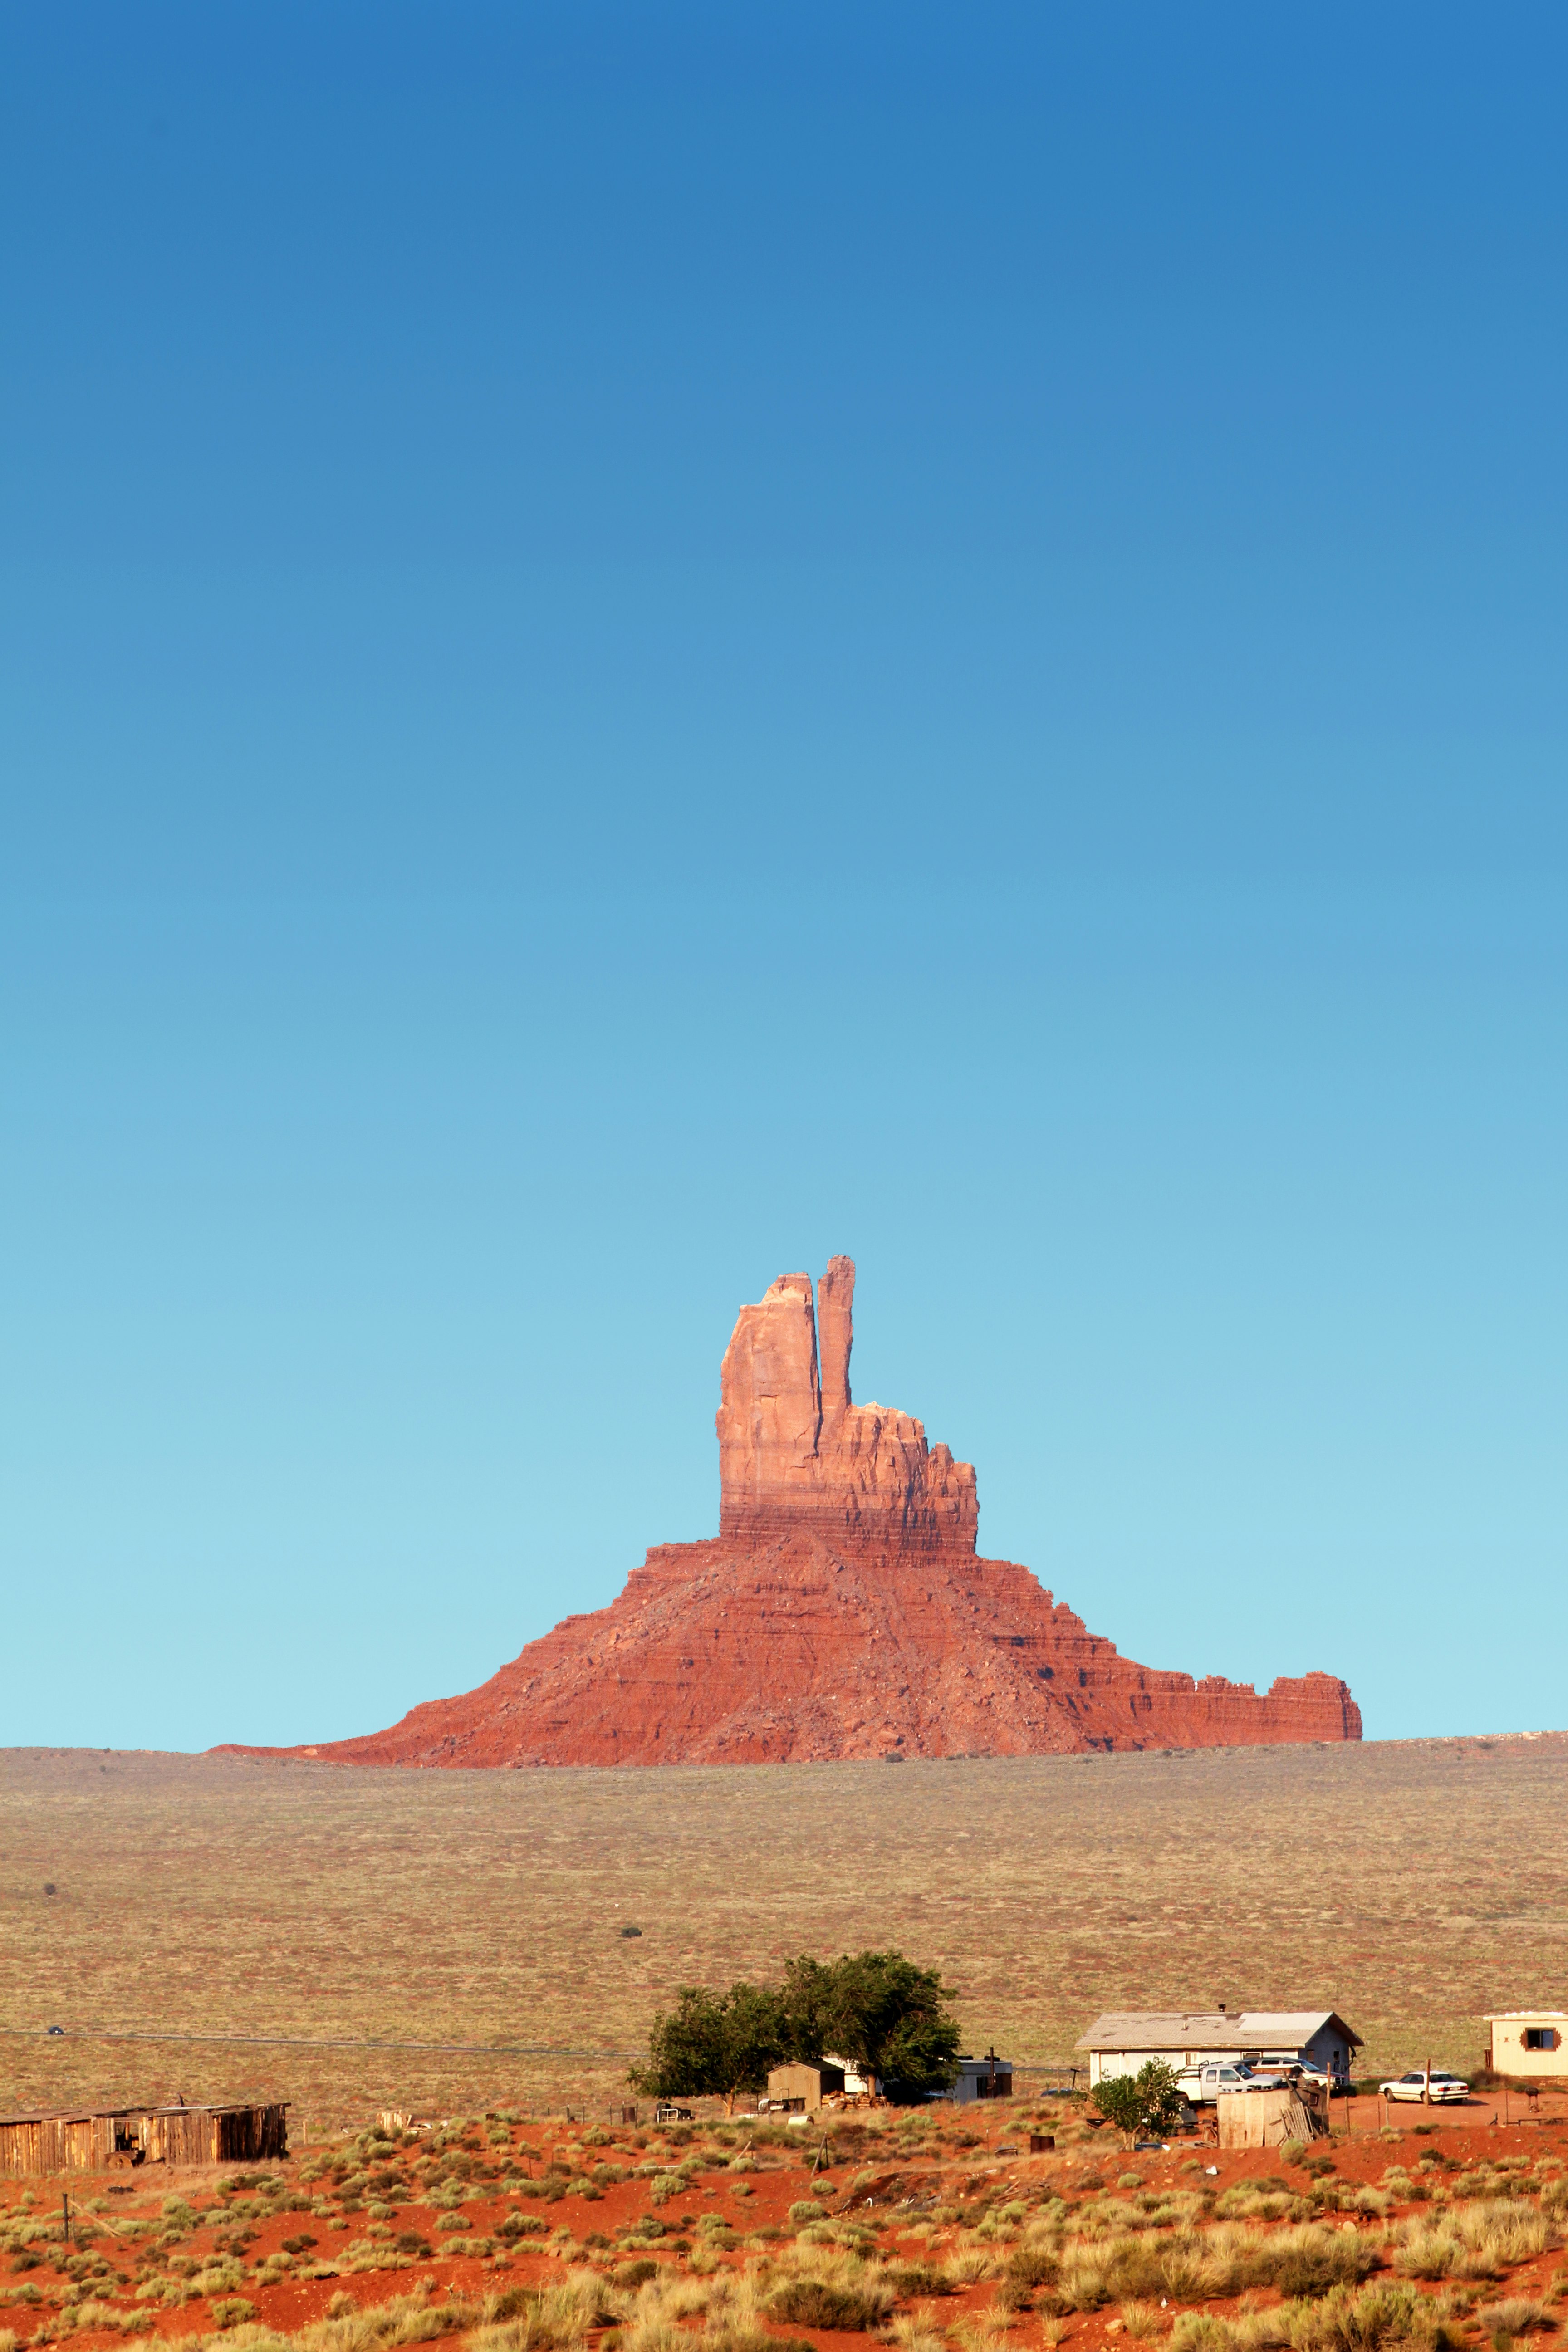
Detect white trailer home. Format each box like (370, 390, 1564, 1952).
(1076, 2009, 1362, 2092)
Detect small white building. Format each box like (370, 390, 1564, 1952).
(1485, 2013, 1568, 2079)
(1076, 2009, 1361, 2090)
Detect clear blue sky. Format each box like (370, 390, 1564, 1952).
(4, 3, 1563, 1752)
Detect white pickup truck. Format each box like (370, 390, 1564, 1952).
(1176, 2061, 1270, 2105)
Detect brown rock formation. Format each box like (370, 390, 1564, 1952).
(220, 1258, 1361, 1768)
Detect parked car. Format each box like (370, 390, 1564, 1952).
(1249, 2062, 1331, 2095)
(1379, 2069, 1469, 2104)
(1176, 2061, 1270, 2105)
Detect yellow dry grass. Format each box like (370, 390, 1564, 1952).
(3, 1731, 1566, 2124)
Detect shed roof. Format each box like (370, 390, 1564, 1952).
(1074, 2010, 1362, 2053)
(1484, 2012, 1568, 2023)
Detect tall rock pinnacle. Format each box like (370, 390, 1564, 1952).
(715, 1255, 978, 1553)
(218, 1253, 1362, 1768)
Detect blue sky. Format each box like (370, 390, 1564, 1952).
(3, 2, 1563, 1750)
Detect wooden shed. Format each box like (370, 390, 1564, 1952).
(0, 2102, 288, 2178)
(1217, 2083, 1327, 2148)
(765, 2063, 845, 2112)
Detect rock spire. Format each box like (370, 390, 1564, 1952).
(715, 1256, 978, 1553)
(217, 1255, 1363, 1768)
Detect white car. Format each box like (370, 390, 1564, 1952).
(1379, 2069, 1469, 2104)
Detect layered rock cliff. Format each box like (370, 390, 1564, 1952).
(221, 1258, 1361, 1767)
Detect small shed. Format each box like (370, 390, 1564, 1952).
(766, 2063, 845, 2112)
(0, 2102, 288, 2178)
(950, 2053, 1015, 2103)
(1218, 2083, 1328, 2148)
(1485, 2013, 1568, 2080)
(1076, 2010, 1361, 2089)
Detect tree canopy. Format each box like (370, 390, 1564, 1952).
(785, 1949, 961, 2096)
(1090, 2059, 1185, 2144)
(628, 1979, 785, 2105)
(632, 1948, 961, 2105)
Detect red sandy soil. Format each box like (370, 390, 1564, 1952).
(10, 2093, 1568, 2352)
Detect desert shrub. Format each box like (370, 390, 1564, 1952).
(1170, 2318, 1246, 2352)
(890, 2263, 955, 2298)
(1078, 2196, 1153, 2241)
(787, 2201, 824, 2224)
(1396, 2202, 1553, 2281)
(191, 2259, 248, 2297)
(1216, 2188, 1310, 2223)
(1058, 2225, 1374, 2311)
(888, 2315, 947, 2352)
(1474, 2300, 1552, 2343)
(210, 2300, 258, 2331)
(1172, 2285, 1443, 2352)
(1259, 2227, 1380, 2301)
(1006, 2245, 1060, 2291)
(769, 2279, 891, 2331)
(1289, 2281, 1448, 2352)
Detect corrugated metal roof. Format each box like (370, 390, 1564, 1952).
(1074, 2010, 1362, 2052)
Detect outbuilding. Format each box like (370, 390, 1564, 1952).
(1485, 2013, 1568, 2080)
(1075, 2010, 1361, 2090)
(0, 2102, 289, 2178)
(948, 2052, 1015, 2103)
(765, 2063, 845, 2112)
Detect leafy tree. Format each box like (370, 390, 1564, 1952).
(1091, 2059, 1184, 2146)
(779, 1957, 840, 2067)
(784, 1949, 961, 2098)
(629, 1980, 785, 2112)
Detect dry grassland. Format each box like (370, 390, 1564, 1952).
(3, 1734, 1566, 2125)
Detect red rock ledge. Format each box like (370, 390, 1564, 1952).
(220, 1257, 1360, 1767)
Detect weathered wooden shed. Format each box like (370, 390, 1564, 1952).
(1217, 2083, 1327, 2147)
(0, 2102, 288, 2178)
(765, 2062, 846, 2112)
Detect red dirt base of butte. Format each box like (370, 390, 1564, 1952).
(222, 1256, 1361, 1767)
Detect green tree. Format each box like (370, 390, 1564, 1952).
(1091, 2059, 1184, 2146)
(785, 1949, 961, 2099)
(629, 1980, 785, 2112)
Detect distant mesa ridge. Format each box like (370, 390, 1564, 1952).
(218, 1255, 1361, 1769)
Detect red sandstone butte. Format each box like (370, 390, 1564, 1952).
(222, 1256, 1361, 1768)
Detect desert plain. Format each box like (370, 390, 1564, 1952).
(5, 1733, 1568, 2123)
